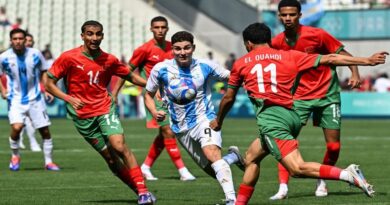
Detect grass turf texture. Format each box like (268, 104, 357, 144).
(0, 118, 389, 205)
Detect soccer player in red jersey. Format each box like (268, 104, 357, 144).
(44, 20, 155, 205)
(112, 16, 195, 181)
(270, 0, 362, 199)
(210, 23, 387, 205)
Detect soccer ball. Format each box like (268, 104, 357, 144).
(166, 77, 197, 105)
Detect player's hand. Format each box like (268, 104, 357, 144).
(348, 74, 361, 89)
(45, 92, 55, 103)
(67, 96, 85, 110)
(1, 90, 7, 99)
(154, 110, 166, 122)
(210, 119, 221, 131)
(112, 93, 119, 104)
(368, 51, 388, 65)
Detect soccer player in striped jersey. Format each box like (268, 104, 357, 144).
(44, 20, 155, 205)
(270, 0, 362, 199)
(144, 31, 245, 205)
(112, 16, 195, 181)
(211, 23, 386, 205)
(0, 28, 60, 171)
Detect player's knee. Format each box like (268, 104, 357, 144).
(160, 125, 175, 138)
(288, 165, 305, 178)
(11, 124, 24, 133)
(326, 142, 340, 152)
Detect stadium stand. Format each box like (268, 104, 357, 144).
(0, 0, 226, 63)
(241, 0, 390, 10)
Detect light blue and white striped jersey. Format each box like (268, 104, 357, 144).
(0, 48, 47, 104)
(146, 58, 230, 134)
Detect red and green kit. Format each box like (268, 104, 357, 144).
(272, 25, 344, 102)
(48, 46, 131, 119)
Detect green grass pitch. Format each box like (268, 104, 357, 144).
(0, 118, 389, 205)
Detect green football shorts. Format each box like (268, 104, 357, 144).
(72, 103, 123, 152)
(293, 99, 341, 130)
(253, 103, 302, 161)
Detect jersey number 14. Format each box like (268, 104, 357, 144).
(87, 71, 100, 85)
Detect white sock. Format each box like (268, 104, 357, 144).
(339, 170, 353, 183)
(25, 122, 39, 147)
(141, 164, 150, 170)
(279, 183, 288, 193)
(9, 137, 20, 156)
(178, 167, 189, 175)
(211, 159, 236, 201)
(19, 130, 25, 143)
(222, 152, 238, 165)
(43, 138, 53, 164)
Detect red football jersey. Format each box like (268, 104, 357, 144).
(49, 46, 130, 119)
(229, 47, 320, 109)
(129, 39, 172, 78)
(272, 25, 343, 100)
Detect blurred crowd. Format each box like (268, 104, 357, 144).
(340, 72, 390, 92)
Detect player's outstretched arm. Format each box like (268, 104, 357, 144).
(320, 51, 388, 66)
(144, 90, 166, 122)
(339, 49, 361, 88)
(210, 87, 238, 131)
(44, 73, 85, 109)
(123, 72, 146, 88)
(111, 78, 125, 104)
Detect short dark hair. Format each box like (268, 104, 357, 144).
(278, 0, 301, 13)
(242, 23, 271, 44)
(26, 33, 34, 39)
(151, 16, 168, 26)
(10, 28, 27, 39)
(81, 20, 103, 33)
(171, 31, 194, 45)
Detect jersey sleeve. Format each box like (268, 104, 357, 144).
(318, 29, 344, 54)
(145, 65, 160, 93)
(111, 57, 131, 77)
(129, 46, 147, 69)
(48, 53, 70, 80)
(290, 50, 321, 72)
(227, 61, 243, 89)
(208, 60, 230, 81)
(37, 51, 48, 72)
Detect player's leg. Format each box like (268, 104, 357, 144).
(203, 145, 236, 204)
(99, 107, 156, 204)
(222, 145, 245, 171)
(160, 123, 195, 181)
(25, 117, 41, 152)
(31, 98, 60, 170)
(8, 102, 27, 171)
(270, 100, 311, 200)
(19, 128, 26, 149)
(314, 103, 341, 197)
(74, 116, 139, 193)
(140, 103, 164, 180)
(281, 148, 374, 197)
(236, 138, 269, 205)
(9, 123, 24, 171)
(196, 122, 235, 204)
